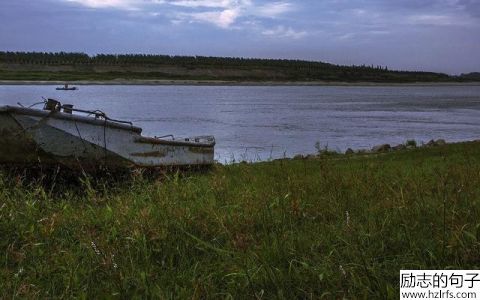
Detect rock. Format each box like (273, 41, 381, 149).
(426, 139, 447, 147)
(405, 140, 417, 147)
(392, 144, 406, 151)
(273, 158, 291, 162)
(372, 144, 391, 152)
(345, 148, 354, 155)
(426, 139, 436, 147)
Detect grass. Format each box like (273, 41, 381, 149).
(1, 141, 480, 298)
(0, 67, 462, 83)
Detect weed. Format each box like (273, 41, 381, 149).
(0, 141, 479, 298)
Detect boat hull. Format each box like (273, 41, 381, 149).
(0, 106, 215, 170)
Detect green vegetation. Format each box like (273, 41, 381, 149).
(459, 72, 480, 81)
(406, 140, 417, 147)
(1, 51, 475, 83)
(1, 141, 480, 298)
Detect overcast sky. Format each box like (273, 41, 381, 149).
(1, 0, 479, 74)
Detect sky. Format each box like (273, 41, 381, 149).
(0, 0, 479, 74)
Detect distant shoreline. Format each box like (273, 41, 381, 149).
(1, 80, 480, 86)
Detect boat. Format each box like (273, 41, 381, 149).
(0, 99, 215, 170)
(56, 84, 78, 91)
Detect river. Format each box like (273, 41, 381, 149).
(1, 84, 479, 162)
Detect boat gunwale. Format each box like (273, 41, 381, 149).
(134, 136, 215, 148)
(0, 105, 143, 133)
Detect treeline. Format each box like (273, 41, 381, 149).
(459, 72, 480, 80)
(0, 51, 464, 82)
(0, 51, 334, 68)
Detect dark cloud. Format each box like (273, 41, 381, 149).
(458, 0, 480, 18)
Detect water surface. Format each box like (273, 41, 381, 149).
(1, 85, 479, 162)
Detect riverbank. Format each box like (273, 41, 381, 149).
(1, 79, 480, 86)
(2, 52, 474, 84)
(1, 140, 479, 298)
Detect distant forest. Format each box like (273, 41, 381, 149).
(0, 51, 477, 82)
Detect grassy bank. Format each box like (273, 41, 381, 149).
(2, 51, 473, 83)
(1, 142, 480, 298)
(3, 79, 480, 87)
(0, 69, 457, 84)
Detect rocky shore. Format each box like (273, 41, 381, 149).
(349, 138, 447, 154)
(292, 138, 468, 160)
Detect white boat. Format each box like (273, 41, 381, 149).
(0, 99, 215, 170)
(56, 84, 78, 91)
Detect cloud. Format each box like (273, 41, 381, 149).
(180, 8, 240, 28)
(3, 0, 480, 73)
(60, 0, 296, 29)
(457, 0, 480, 18)
(262, 25, 306, 39)
(63, 0, 251, 11)
(65, 0, 139, 9)
(407, 14, 463, 26)
(168, 0, 296, 28)
(169, 0, 248, 28)
(255, 2, 293, 18)
(168, 0, 238, 8)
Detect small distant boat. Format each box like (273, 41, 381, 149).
(0, 99, 215, 170)
(56, 84, 78, 91)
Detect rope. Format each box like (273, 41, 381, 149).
(103, 119, 107, 166)
(73, 120, 87, 152)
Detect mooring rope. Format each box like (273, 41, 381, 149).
(103, 119, 108, 166)
(73, 120, 87, 152)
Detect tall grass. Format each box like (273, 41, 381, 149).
(1, 142, 480, 298)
